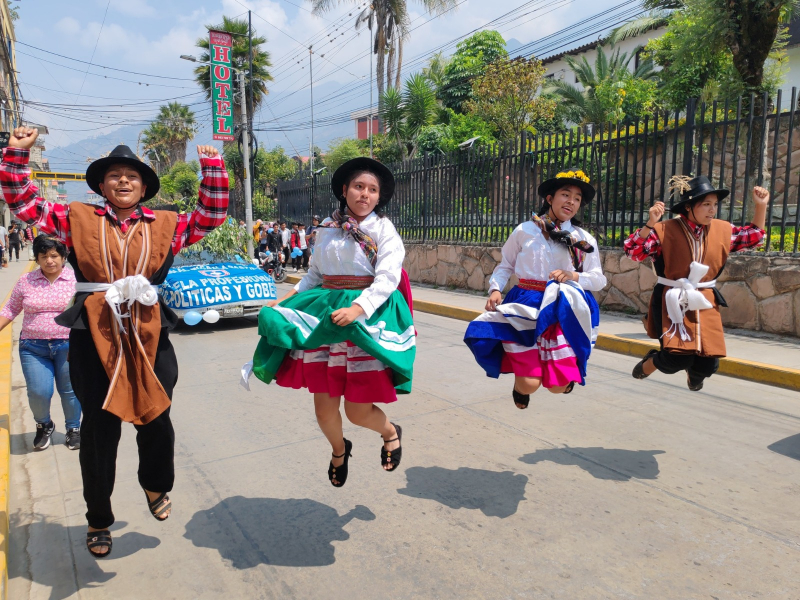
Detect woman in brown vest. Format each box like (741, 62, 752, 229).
(624, 175, 768, 391)
(0, 127, 229, 558)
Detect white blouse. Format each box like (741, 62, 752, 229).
(294, 212, 405, 318)
(489, 220, 607, 293)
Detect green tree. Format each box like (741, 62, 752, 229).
(380, 74, 438, 159)
(439, 30, 509, 113)
(465, 57, 555, 140)
(313, 0, 457, 96)
(416, 110, 496, 153)
(547, 44, 658, 124)
(159, 160, 201, 205)
(325, 138, 370, 171)
(422, 51, 451, 89)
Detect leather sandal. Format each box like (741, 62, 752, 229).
(381, 423, 402, 472)
(512, 388, 530, 409)
(86, 529, 112, 558)
(563, 382, 575, 394)
(328, 438, 353, 487)
(632, 349, 659, 379)
(144, 490, 172, 521)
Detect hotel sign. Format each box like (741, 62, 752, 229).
(209, 30, 235, 142)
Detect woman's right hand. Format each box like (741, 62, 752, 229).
(9, 127, 39, 150)
(485, 291, 503, 312)
(267, 299, 280, 308)
(647, 201, 666, 227)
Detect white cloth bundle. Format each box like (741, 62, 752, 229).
(75, 274, 159, 333)
(656, 261, 716, 341)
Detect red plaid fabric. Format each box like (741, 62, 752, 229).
(624, 215, 765, 261)
(0, 148, 229, 254)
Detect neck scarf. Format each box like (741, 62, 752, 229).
(324, 209, 379, 267)
(531, 213, 594, 272)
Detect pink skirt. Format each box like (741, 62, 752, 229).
(275, 341, 397, 403)
(499, 323, 582, 388)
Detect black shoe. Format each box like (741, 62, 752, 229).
(512, 388, 530, 409)
(33, 421, 55, 450)
(687, 371, 705, 391)
(329, 439, 353, 487)
(563, 382, 575, 394)
(632, 349, 659, 379)
(381, 424, 403, 472)
(86, 529, 112, 558)
(65, 428, 81, 450)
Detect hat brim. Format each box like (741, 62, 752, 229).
(669, 188, 730, 213)
(331, 157, 395, 208)
(538, 177, 595, 203)
(86, 156, 160, 201)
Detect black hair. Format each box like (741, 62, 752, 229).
(340, 169, 386, 218)
(33, 234, 68, 260)
(537, 184, 586, 226)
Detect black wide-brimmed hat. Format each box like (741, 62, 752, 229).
(668, 175, 729, 214)
(86, 145, 160, 201)
(538, 169, 596, 203)
(331, 157, 395, 208)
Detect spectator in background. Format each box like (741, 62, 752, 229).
(280, 221, 291, 264)
(8, 223, 21, 262)
(267, 223, 282, 255)
(297, 222, 310, 271)
(0, 235, 80, 450)
(0, 222, 7, 268)
(24, 224, 35, 260)
(307, 215, 320, 251)
(258, 224, 268, 255)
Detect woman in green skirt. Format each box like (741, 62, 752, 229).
(251, 158, 415, 487)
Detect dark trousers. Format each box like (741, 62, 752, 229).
(293, 248, 310, 269)
(9, 242, 20, 260)
(653, 348, 719, 380)
(69, 328, 178, 529)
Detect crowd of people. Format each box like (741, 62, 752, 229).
(0, 125, 770, 561)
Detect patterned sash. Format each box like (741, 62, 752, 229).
(531, 214, 594, 272)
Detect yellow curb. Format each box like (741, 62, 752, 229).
(0, 262, 35, 600)
(284, 274, 302, 286)
(412, 299, 800, 392)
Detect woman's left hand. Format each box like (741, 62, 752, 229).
(197, 145, 220, 158)
(331, 304, 365, 327)
(549, 269, 578, 283)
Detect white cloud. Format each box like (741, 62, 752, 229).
(110, 0, 157, 17)
(54, 17, 81, 36)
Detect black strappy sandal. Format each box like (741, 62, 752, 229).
(632, 349, 659, 380)
(144, 490, 172, 521)
(381, 423, 403, 472)
(86, 529, 112, 558)
(512, 388, 530, 409)
(563, 382, 575, 394)
(328, 438, 353, 487)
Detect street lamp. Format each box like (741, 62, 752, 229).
(180, 54, 255, 258)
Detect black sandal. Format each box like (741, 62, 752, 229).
(381, 423, 403, 472)
(328, 438, 353, 487)
(144, 490, 172, 521)
(86, 529, 112, 558)
(563, 382, 575, 394)
(512, 388, 530, 409)
(632, 349, 659, 379)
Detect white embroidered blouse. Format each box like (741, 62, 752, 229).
(294, 212, 405, 318)
(489, 220, 607, 293)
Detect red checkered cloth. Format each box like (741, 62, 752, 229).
(624, 214, 765, 261)
(0, 147, 229, 254)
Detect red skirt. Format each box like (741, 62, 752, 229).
(500, 323, 582, 388)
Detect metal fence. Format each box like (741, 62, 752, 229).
(277, 89, 800, 254)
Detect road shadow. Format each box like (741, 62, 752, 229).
(184, 497, 375, 569)
(8, 513, 160, 600)
(171, 316, 258, 337)
(519, 447, 665, 481)
(396, 467, 528, 518)
(10, 431, 73, 455)
(768, 433, 800, 461)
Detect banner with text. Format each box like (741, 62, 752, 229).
(210, 30, 234, 142)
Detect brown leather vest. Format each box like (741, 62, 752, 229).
(68, 203, 177, 424)
(645, 218, 730, 357)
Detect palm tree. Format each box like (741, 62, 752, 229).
(547, 44, 657, 124)
(422, 51, 451, 89)
(194, 16, 273, 132)
(140, 103, 197, 174)
(380, 73, 438, 159)
(312, 0, 457, 96)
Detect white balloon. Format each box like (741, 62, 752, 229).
(203, 310, 221, 324)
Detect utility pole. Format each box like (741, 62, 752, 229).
(248, 11, 255, 194)
(369, 27, 373, 158)
(309, 46, 315, 174)
(239, 69, 254, 258)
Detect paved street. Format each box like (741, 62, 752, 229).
(7, 283, 800, 599)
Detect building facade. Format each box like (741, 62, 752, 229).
(0, 1, 21, 226)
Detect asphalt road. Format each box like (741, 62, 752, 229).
(8, 292, 800, 599)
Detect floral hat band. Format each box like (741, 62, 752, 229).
(538, 168, 596, 203)
(556, 170, 590, 183)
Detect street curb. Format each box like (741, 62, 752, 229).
(0, 262, 34, 600)
(411, 299, 800, 392)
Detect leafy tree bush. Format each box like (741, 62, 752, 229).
(325, 137, 369, 171)
(416, 110, 496, 153)
(159, 161, 201, 204)
(439, 30, 508, 113)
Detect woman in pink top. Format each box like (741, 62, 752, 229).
(0, 235, 79, 450)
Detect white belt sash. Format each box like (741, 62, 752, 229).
(657, 261, 716, 341)
(75, 274, 159, 333)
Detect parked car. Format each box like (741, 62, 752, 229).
(158, 256, 277, 321)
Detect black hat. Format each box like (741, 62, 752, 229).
(668, 175, 729, 214)
(331, 157, 395, 208)
(86, 145, 160, 201)
(312, 214, 321, 221)
(538, 169, 595, 203)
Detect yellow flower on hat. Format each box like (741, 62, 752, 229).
(555, 170, 590, 183)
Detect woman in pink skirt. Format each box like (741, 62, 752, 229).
(464, 170, 606, 408)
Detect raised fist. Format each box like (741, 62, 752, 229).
(753, 186, 770, 206)
(9, 127, 39, 150)
(197, 145, 220, 158)
(647, 201, 666, 227)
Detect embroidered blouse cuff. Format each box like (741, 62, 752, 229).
(352, 296, 376, 320)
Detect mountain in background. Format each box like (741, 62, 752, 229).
(506, 38, 524, 57)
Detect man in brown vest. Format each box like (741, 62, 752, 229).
(0, 127, 229, 558)
(624, 175, 768, 391)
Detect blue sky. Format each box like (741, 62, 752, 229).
(13, 0, 637, 174)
